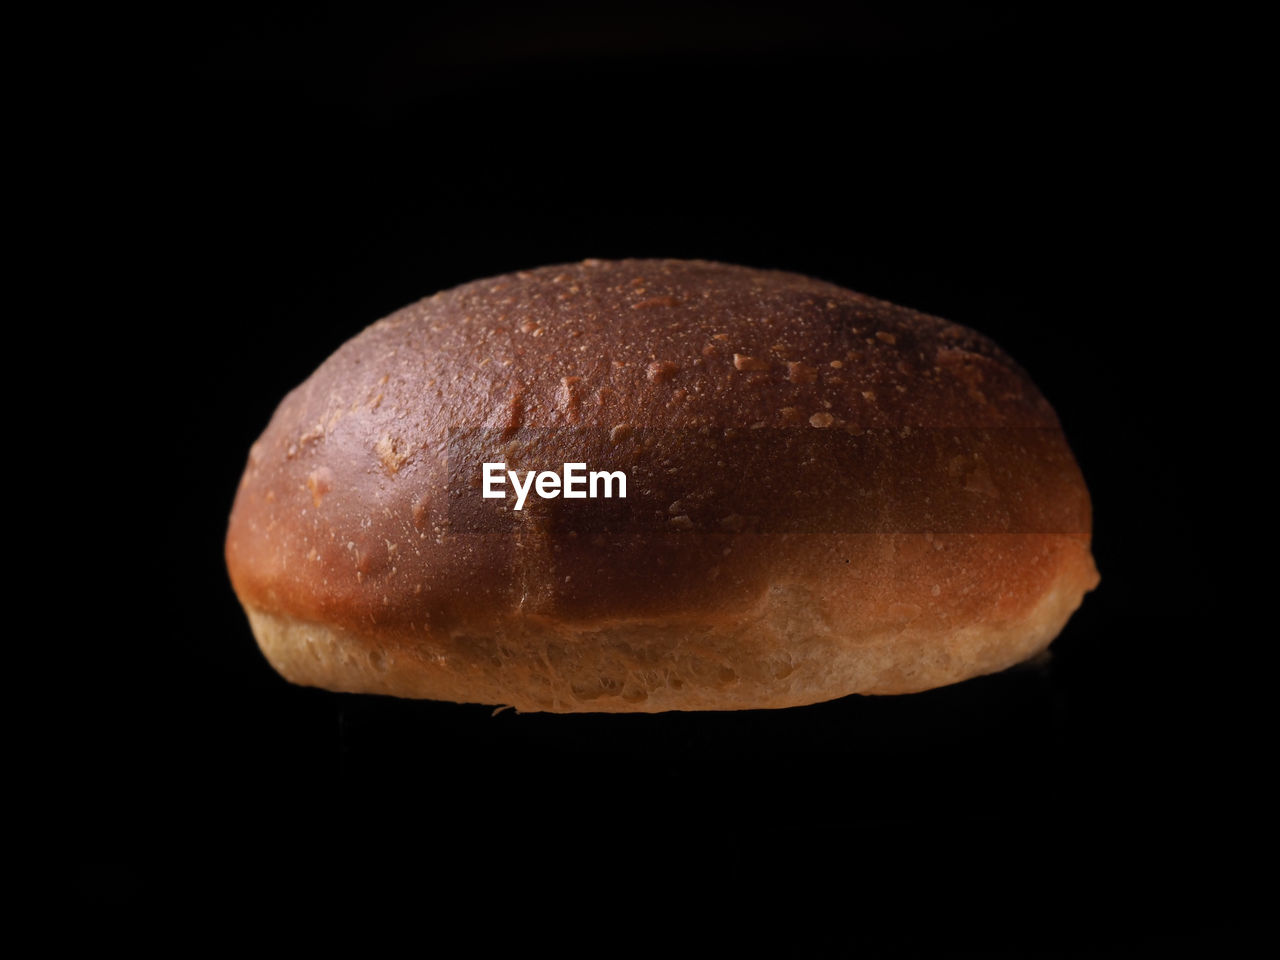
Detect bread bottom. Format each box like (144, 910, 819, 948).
(241, 541, 1097, 712)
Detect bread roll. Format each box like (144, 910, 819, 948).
(225, 259, 1097, 712)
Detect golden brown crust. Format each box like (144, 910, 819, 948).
(225, 259, 1098, 711)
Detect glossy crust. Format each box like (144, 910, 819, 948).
(225, 259, 1098, 711)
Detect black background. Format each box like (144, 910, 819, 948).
(72, 2, 1245, 952)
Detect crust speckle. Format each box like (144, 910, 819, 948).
(226, 259, 1098, 711)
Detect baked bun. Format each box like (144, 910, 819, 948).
(225, 259, 1098, 712)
